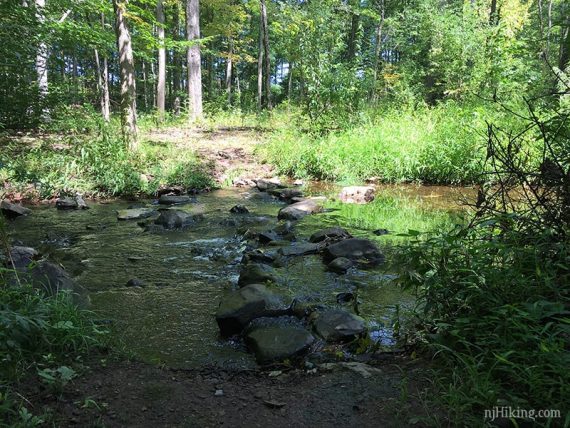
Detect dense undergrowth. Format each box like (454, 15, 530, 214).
(0, 112, 213, 200)
(394, 97, 570, 426)
(260, 101, 534, 185)
(0, 278, 108, 426)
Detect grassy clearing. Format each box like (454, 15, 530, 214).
(259, 102, 529, 185)
(0, 118, 214, 200)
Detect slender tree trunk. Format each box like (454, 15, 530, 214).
(547, 0, 553, 57)
(236, 66, 241, 103)
(226, 37, 233, 105)
(207, 53, 214, 97)
(72, 50, 78, 102)
(560, 7, 570, 72)
(94, 48, 110, 121)
(150, 60, 157, 108)
(257, 28, 263, 110)
(489, 0, 498, 25)
(101, 55, 110, 121)
(172, 3, 181, 115)
(156, 0, 166, 117)
(98, 13, 111, 121)
(261, 0, 272, 109)
(113, 0, 138, 149)
(186, 0, 203, 122)
(288, 62, 293, 101)
(372, 0, 385, 103)
(35, 0, 49, 120)
(346, 0, 359, 61)
(142, 61, 148, 110)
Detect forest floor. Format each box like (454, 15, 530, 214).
(144, 125, 275, 185)
(17, 354, 434, 427)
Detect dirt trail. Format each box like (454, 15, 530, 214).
(144, 126, 275, 185)
(20, 356, 432, 427)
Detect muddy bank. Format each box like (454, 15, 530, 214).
(18, 355, 432, 427)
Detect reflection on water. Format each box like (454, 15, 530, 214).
(8, 185, 470, 368)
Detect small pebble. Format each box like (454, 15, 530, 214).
(214, 389, 224, 397)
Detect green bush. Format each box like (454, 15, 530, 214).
(395, 223, 570, 425)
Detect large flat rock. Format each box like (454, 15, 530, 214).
(277, 200, 322, 221)
(245, 317, 315, 363)
(1, 200, 31, 218)
(323, 238, 384, 266)
(312, 309, 367, 342)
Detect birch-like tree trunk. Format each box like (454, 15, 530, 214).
(226, 37, 233, 105)
(186, 0, 203, 122)
(156, 0, 166, 117)
(261, 0, 272, 109)
(113, 0, 138, 149)
(172, 3, 181, 115)
(35, 0, 49, 120)
(257, 28, 263, 110)
(94, 48, 110, 122)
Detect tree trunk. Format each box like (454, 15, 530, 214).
(142, 61, 148, 110)
(94, 48, 110, 122)
(113, 0, 138, 149)
(236, 66, 241, 103)
(172, 3, 181, 115)
(257, 28, 263, 110)
(226, 37, 233, 105)
(186, 0, 203, 122)
(346, 0, 359, 61)
(288, 62, 293, 101)
(151, 59, 157, 108)
(156, 0, 166, 117)
(101, 55, 110, 121)
(372, 0, 385, 103)
(99, 13, 110, 121)
(261, 0, 272, 110)
(489, 0, 498, 25)
(560, 9, 570, 72)
(35, 0, 49, 120)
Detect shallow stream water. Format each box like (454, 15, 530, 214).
(8, 184, 472, 368)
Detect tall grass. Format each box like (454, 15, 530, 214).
(259, 102, 525, 184)
(0, 123, 213, 199)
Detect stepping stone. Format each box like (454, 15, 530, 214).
(216, 284, 286, 336)
(117, 208, 157, 220)
(158, 195, 192, 205)
(312, 309, 367, 342)
(1, 200, 31, 218)
(245, 317, 315, 363)
(323, 238, 384, 266)
(278, 199, 322, 221)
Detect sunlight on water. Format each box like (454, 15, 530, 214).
(8, 184, 470, 368)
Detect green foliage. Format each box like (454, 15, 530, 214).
(395, 224, 570, 425)
(0, 283, 105, 381)
(0, 276, 108, 425)
(0, 119, 214, 198)
(393, 94, 570, 425)
(261, 102, 507, 184)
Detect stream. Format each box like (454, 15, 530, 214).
(7, 184, 472, 369)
